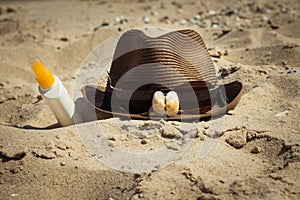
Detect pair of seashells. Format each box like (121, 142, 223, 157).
(152, 91, 179, 117)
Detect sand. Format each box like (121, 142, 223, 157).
(0, 0, 299, 199)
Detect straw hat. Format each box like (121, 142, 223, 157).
(82, 29, 244, 120)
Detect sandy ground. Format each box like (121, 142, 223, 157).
(0, 0, 300, 199)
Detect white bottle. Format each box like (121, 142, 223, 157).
(30, 58, 75, 126)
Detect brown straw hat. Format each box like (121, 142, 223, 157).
(82, 29, 244, 120)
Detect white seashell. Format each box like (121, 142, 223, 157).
(152, 91, 165, 115)
(165, 91, 179, 117)
(143, 16, 151, 24)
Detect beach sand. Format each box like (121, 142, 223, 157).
(0, 0, 299, 199)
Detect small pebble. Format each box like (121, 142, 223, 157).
(60, 161, 66, 166)
(262, 16, 268, 22)
(193, 14, 201, 20)
(143, 16, 150, 24)
(159, 16, 169, 23)
(225, 131, 247, 149)
(281, 7, 287, 13)
(40, 152, 56, 159)
(179, 19, 187, 25)
(209, 10, 217, 15)
(151, 11, 158, 16)
(227, 110, 235, 115)
(108, 141, 115, 147)
(114, 17, 121, 23)
(211, 22, 219, 28)
(141, 139, 147, 145)
(60, 37, 68, 42)
(251, 146, 262, 154)
(161, 125, 178, 139)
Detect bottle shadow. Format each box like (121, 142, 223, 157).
(3, 96, 217, 130)
(2, 97, 106, 130)
(21, 123, 61, 130)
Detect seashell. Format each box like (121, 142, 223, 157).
(165, 91, 179, 117)
(152, 91, 165, 115)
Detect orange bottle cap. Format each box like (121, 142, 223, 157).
(29, 58, 55, 89)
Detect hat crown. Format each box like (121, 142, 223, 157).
(107, 29, 218, 91)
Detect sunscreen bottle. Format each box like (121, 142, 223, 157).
(29, 58, 75, 126)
